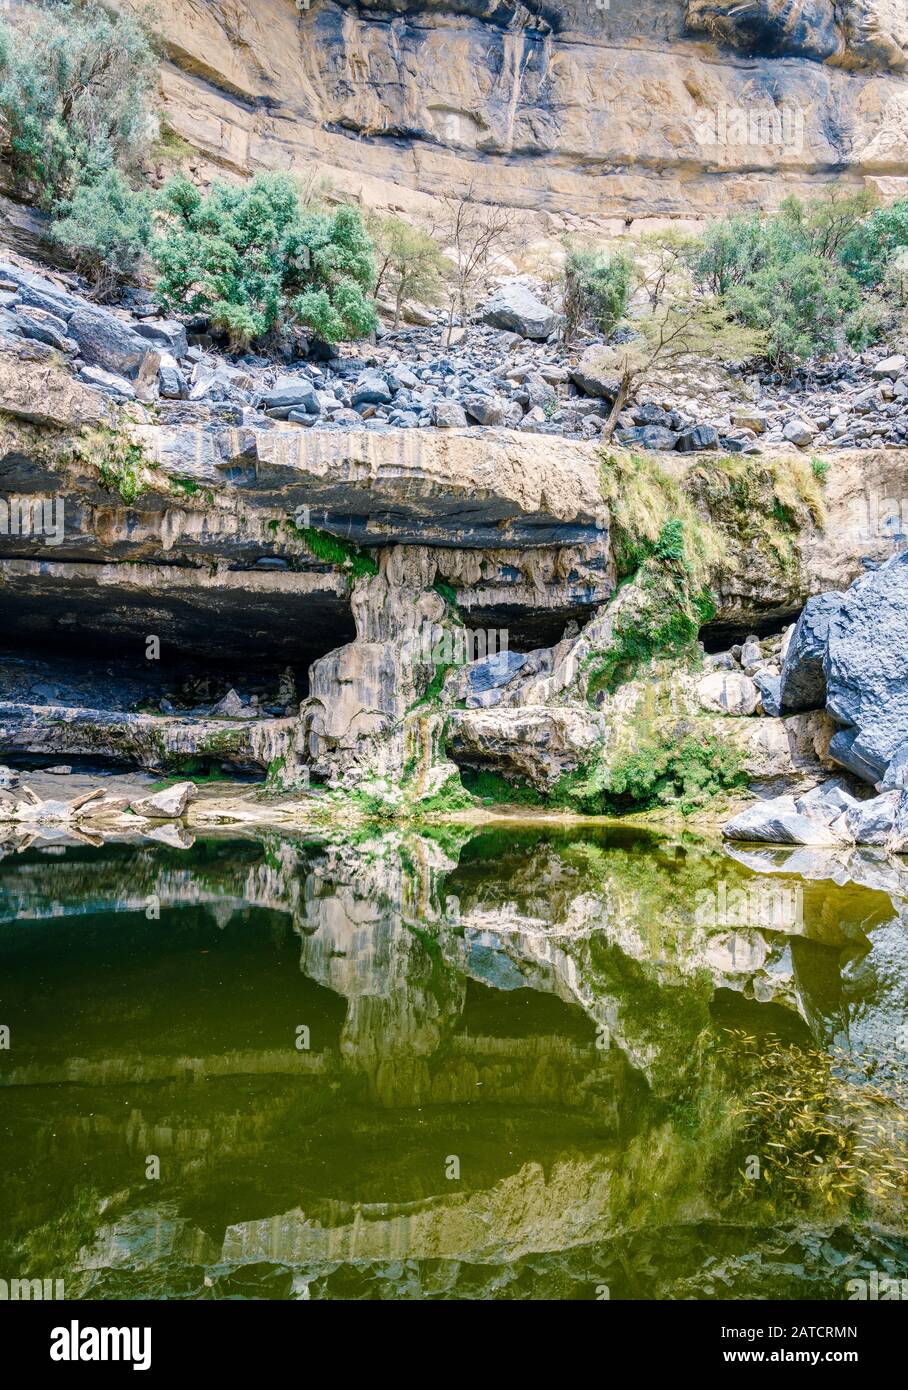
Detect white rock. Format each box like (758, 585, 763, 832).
(697, 671, 759, 716)
(783, 418, 818, 446)
(871, 355, 907, 380)
(129, 781, 197, 820)
(723, 795, 847, 845)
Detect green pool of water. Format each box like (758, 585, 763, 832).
(0, 824, 905, 1300)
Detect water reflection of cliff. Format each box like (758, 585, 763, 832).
(0, 826, 905, 1299)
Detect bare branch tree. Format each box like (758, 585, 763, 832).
(437, 183, 522, 344)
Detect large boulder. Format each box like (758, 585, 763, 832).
(882, 739, 908, 789)
(615, 425, 678, 451)
(260, 373, 320, 416)
(350, 372, 392, 407)
(827, 728, 885, 784)
(129, 781, 197, 820)
(480, 283, 557, 340)
(464, 651, 527, 707)
(447, 705, 603, 791)
(777, 591, 843, 712)
(697, 671, 759, 716)
(570, 347, 621, 400)
(823, 551, 908, 776)
(462, 392, 508, 426)
(753, 670, 781, 716)
(133, 318, 189, 360)
(67, 307, 160, 385)
(886, 792, 908, 853)
(843, 789, 901, 846)
(432, 400, 468, 428)
(723, 794, 846, 846)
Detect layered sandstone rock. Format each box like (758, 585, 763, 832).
(108, 0, 908, 233)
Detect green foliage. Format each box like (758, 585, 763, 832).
(152, 172, 378, 348)
(416, 772, 474, 813)
(0, 2, 156, 210)
(558, 733, 748, 816)
(841, 197, 908, 287)
(370, 214, 450, 325)
(432, 579, 459, 609)
(686, 188, 886, 371)
(811, 455, 830, 484)
(562, 245, 633, 342)
(590, 451, 724, 695)
(459, 767, 544, 805)
(683, 452, 825, 586)
(722, 252, 863, 370)
(49, 167, 152, 299)
(300, 526, 378, 579)
(74, 426, 150, 504)
(600, 448, 722, 582)
(150, 118, 194, 167)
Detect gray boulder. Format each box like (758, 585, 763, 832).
(753, 671, 781, 716)
(828, 728, 886, 784)
(13, 304, 77, 353)
(782, 417, 817, 446)
(77, 364, 136, 401)
(133, 318, 188, 360)
(882, 740, 908, 789)
(778, 591, 843, 712)
(260, 374, 320, 416)
(350, 372, 392, 407)
(885, 792, 908, 853)
(158, 361, 188, 400)
(696, 671, 759, 716)
(432, 400, 468, 428)
(465, 650, 527, 707)
(843, 790, 902, 846)
(723, 794, 846, 845)
(871, 354, 907, 380)
(480, 283, 557, 340)
(615, 425, 678, 451)
(129, 781, 196, 820)
(68, 307, 160, 384)
(796, 779, 861, 826)
(570, 348, 620, 400)
(823, 551, 908, 775)
(463, 393, 507, 426)
(675, 423, 719, 452)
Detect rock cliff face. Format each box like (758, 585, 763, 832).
(118, 0, 908, 230)
(1, 257, 904, 798)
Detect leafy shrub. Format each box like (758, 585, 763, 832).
(153, 172, 378, 349)
(0, 2, 156, 209)
(562, 246, 632, 342)
(687, 189, 886, 370)
(459, 767, 543, 805)
(49, 168, 152, 299)
(559, 733, 747, 815)
(298, 526, 378, 579)
(723, 251, 863, 369)
(841, 198, 908, 287)
(370, 214, 449, 325)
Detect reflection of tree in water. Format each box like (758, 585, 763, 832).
(0, 825, 906, 1299)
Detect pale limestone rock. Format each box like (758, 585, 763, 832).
(697, 671, 759, 716)
(447, 705, 605, 792)
(129, 781, 197, 820)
